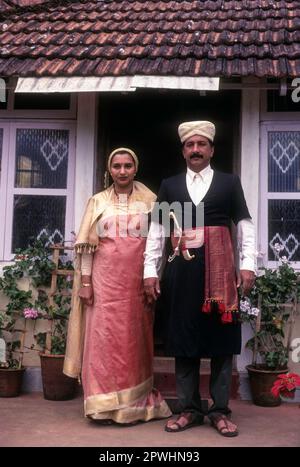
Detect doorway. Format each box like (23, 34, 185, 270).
(97, 89, 241, 193)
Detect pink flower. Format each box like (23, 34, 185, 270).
(23, 308, 39, 319)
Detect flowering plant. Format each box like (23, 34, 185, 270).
(271, 373, 300, 399)
(0, 309, 25, 369)
(0, 236, 73, 366)
(240, 245, 300, 370)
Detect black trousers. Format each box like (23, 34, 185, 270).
(175, 356, 233, 420)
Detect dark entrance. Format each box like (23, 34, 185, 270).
(97, 89, 241, 357)
(97, 89, 241, 193)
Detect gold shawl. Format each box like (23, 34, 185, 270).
(63, 181, 156, 379)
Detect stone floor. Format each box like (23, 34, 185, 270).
(0, 393, 299, 447)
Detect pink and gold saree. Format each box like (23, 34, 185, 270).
(64, 183, 171, 423)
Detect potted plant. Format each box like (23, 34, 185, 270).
(240, 248, 300, 406)
(0, 237, 76, 400)
(0, 250, 36, 397)
(34, 255, 77, 401)
(0, 309, 26, 397)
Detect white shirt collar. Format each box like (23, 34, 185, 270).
(186, 165, 213, 184)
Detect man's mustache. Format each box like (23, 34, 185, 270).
(190, 153, 203, 159)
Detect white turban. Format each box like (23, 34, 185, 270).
(178, 121, 215, 143)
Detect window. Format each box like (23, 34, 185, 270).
(0, 86, 76, 119)
(14, 93, 71, 110)
(260, 124, 300, 267)
(0, 122, 75, 260)
(0, 128, 3, 177)
(267, 90, 300, 112)
(0, 123, 9, 256)
(0, 78, 8, 110)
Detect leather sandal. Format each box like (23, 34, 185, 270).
(165, 412, 203, 433)
(210, 414, 238, 437)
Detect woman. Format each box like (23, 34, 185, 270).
(64, 148, 171, 424)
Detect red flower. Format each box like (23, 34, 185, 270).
(271, 373, 300, 398)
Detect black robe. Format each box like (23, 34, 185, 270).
(157, 170, 251, 358)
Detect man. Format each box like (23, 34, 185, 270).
(144, 121, 256, 437)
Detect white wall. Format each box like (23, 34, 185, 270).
(74, 92, 98, 233)
(240, 86, 260, 231)
(238, 85, 260, 373)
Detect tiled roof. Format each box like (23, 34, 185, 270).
(0, 0, 46, 11)
(0, 0, 299, 78)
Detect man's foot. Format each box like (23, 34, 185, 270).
(210, 414, 238, 437)
(165, 412, 203, 433)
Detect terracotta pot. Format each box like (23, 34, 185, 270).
(280, 389, 296, 401)
(0, 367, 25, 397)
(246, 364, 289, 407)
(40, 354, 77, 401)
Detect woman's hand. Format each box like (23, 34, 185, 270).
(78, 285, 94, 306)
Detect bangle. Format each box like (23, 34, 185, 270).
(82, 283, 91, 287)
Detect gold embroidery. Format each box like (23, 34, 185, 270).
(85, 377, 153, 415)
(87, 399, 171, 424)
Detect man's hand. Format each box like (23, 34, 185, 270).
(78, 285, 94, 306)
(237, 270, 255, 296)
(144, 277, 161, 305)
